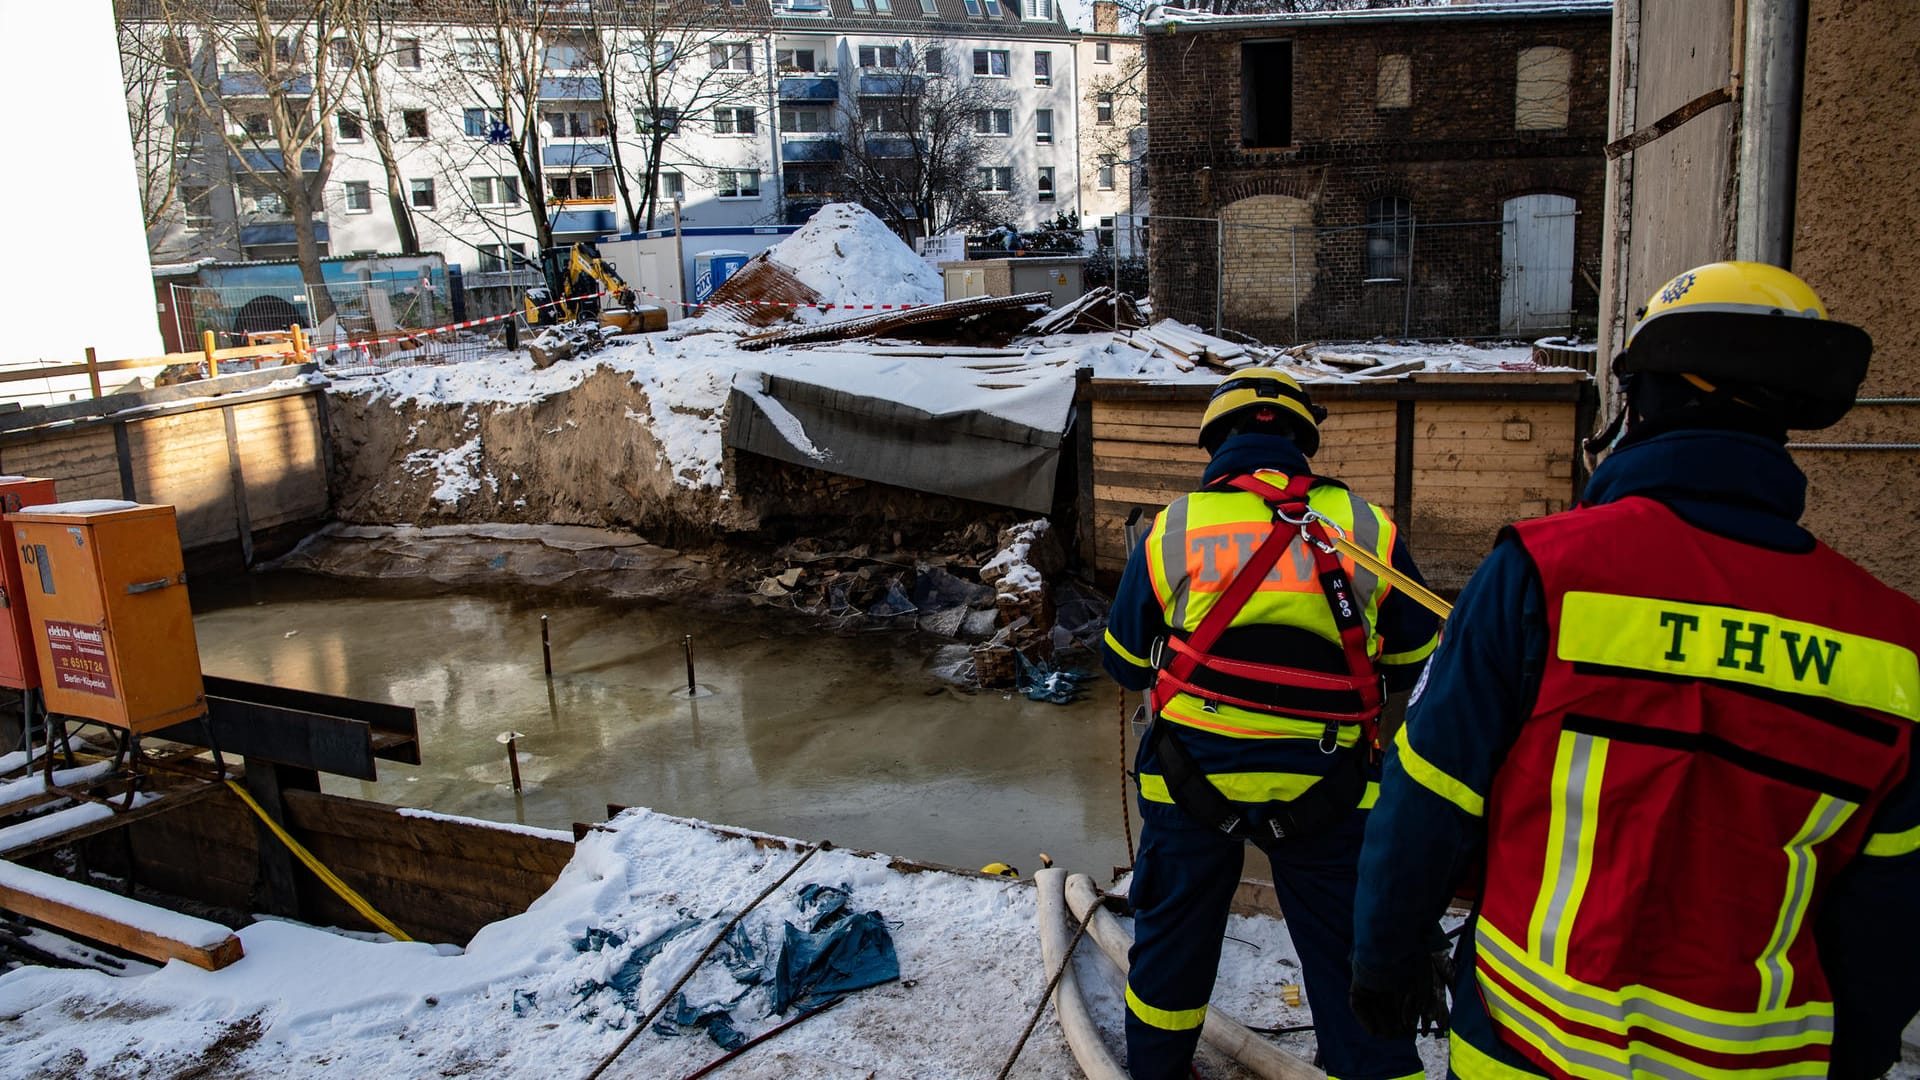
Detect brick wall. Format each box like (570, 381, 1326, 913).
(1145, 12, 1609, 341)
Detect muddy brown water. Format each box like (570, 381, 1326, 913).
(191, 573, 1135, 879)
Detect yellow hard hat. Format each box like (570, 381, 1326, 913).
(1198, 368, 1326, 456)
(980, 862, 1019, 878)
(1621, 261, 1871, 429)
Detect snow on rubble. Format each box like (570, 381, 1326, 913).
(762, 202, 943, 309)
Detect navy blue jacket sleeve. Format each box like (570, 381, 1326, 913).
(1821, 767, 1920, 1079)
(1101, 528, 1167, 691)
(1374, 534, 1442, 690)
(1353, 537, 1545, 984)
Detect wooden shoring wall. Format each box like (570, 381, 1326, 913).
(0, 379, 329, 564)
(1081, 373, 1596, 591)
(90, 787, 574, 946)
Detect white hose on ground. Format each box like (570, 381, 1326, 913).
(1036, 867, 1130, 1080)
(1064, 873, 1327, 1080)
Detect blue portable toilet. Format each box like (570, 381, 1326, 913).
(692, 250, 750, 303)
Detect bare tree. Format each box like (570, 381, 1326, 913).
(148, 0, 356, 323)
(336, 4, 419, 252)
(824, 43, 1016, 239)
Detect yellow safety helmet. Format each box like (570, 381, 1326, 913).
(1198, 368, 1327, 457)
(1619, 261, 1871, 429)
(980, 862, 1020, 879)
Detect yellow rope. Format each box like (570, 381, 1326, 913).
(1330, 535, 1454, 619)
(223, 779, 413, 942)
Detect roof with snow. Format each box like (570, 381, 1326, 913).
(1143, 0, 1610, 32)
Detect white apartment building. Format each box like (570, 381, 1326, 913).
(1074, 1, 1145, 239)
(128, 0, 1139, 283)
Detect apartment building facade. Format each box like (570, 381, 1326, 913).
(126, 0, 1132, 279)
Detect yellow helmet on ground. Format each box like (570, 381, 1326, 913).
(1198, 368, 1327, 457)
(1620, 261, 1871, 429)
(980, 862, 1019, 878)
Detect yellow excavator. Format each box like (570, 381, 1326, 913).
(523, 242, 637, 327)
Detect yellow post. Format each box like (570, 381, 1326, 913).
(290, 323, 308, 364)
(84, 347, 102, 399)
(202, 330, 219, 378)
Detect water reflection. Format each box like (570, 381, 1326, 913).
(191, 573, 1130, 877)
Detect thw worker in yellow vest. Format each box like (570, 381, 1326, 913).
(1102, 368, 1442, 1080)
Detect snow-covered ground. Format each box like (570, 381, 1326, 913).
(0, 809, 1340, 1078)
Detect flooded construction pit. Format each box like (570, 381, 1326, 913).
(189, 571, 1133, 878)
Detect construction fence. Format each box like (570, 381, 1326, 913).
(168, 281, 496, 375)
(1137, 212, 1590, 346)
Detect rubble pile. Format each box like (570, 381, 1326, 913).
(973, 519, 1067, 687)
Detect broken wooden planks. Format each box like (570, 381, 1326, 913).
(0, 858, 243, 970)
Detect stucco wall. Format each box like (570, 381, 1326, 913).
(1789, 2, 1920, 595)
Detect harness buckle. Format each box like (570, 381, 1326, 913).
(1149, 635, 1167, 669)
(1201, 699, 1219, 714)
(1318, 719, 1341, 754)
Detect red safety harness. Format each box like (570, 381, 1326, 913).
(1148, 472, 1386, 755)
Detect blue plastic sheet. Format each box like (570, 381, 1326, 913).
(1014, 652, 1092, 704)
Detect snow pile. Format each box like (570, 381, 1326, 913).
(765, 203, 942, 308)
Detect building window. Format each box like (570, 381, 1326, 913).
(236, 36, 295, 65)
(1035, 108, 1053, 143)
(409, 178, 435, 209)
(1241, 41, 1293, 148)
(1037, 167, 1055, 201)
(456, 38, 501, 72)
(1024, 0, 1051, 19)
(849, 0, 869, 11)
(658, 171, 684, 201)
(650, 42, 678, 71)
(1516, 45, 1572, 130)
(1033, 50, 1051, 84)
(1377, 53, 1411, 110)
(977, 166, 1012, 193)
(874, 0, 894, 13)
(1097, 154, 1115, 190)
(859, 45, 901, 69)
(470, 175, 520, 206)
(476, 244, 523, 273)
(713, 107, 757, 135)
(710, 43, 753, 72)
(1096, 92, 1114, 124)
(342, 181, 371, 214)
(549, 173, 598, 201)
(780, 105, 829, 132)
(635, 107, 681, 135)
(962, 0, 981, 14)
(1095, 40, 1110, 63)
(972, 49, 1009, 77)
(182, 185, 212, 231)
(973, 108, 1012, 136)
(983, 0, 1003, 15)
(338, 112, 364, 142)
(240, 113, 270, 138)
(464, 108, 505, 138)
(402, 109, 429, 139)
(1366, 196, 1413, 280)
(544, 108, 609, 138)
(864, 102, 913, 133)
(717, 169, 760, 198)
(919, 0, 938, 12)
(776, 48, 815, 72)
(328, 37, 356, 68)
(393, 38, 421, 70)
(924, 46, 945, 74)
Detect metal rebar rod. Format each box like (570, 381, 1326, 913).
(541, 615, 552, 678)
(684, 635, 697, 696)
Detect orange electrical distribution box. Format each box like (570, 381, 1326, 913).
(0, 477, 57, 689)
(8, 502, 206, 733)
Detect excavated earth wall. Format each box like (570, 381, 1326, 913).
(322, 365, 1027, 564)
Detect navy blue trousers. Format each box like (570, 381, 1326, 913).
(1125, 804, 1423, 1080)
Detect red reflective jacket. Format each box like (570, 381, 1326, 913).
(1479, 496, 1920, 1079)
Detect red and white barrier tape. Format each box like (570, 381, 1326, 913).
(636, 285, 931, 313)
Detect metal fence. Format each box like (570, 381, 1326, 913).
(1140, 212, 1588, 346)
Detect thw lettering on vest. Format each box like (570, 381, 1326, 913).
(1559, 591, 1920, 721)
(1189, 531, 1315, 587)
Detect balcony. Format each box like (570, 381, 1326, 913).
(219, 72, 312, 97)
(782, 139, 842, 162)
(542, 143, 613, 168)
(538, 76, 603, 101)
(779, 77, 839, 102)
(863, 136, 916, 158)
(858, 74, 924, 97)
(551, 209, 618, 236)
(231, 148, 322, 173)
(239, 222, 329, 248)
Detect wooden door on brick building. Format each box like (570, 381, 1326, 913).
(1500, 194, 1576, 332)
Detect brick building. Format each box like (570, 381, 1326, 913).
(1142, 2, 1610, 343)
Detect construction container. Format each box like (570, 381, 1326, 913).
(0, 477, 56, 689)
(8, 501, 205, 733)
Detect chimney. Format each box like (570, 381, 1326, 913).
(1093, 0, 1118, 33)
